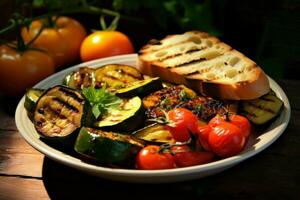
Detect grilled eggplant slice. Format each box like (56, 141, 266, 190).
(241, 90, 283, 125)
(116, 77, 163, 98)
(94, 96, 145, 132)
(133, 123, 175, 144)
(74, 127, 144, 166)
(24, 88, 44, 119)
(64, 67, 95, 90)
(33, 86, 85, 142)
(94, 64, 143, 89)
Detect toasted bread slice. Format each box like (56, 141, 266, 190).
(138, 31, 270, 100)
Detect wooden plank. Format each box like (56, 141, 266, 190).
(0, 177, 49, 200)
(0, 108, 16, 131)
(0, 130, 43, 177)
(39, 152, 300, 200)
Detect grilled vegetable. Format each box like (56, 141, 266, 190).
(142, 85, 236, 121)
(94, 64, 143, 89)
(63, 67, 95, 90)
(24, 88, 44, 118)
(116, 77, 163, 97)
(133, 123, 175, 144)
(143, 85, 197, 113)
(181, 97, 238, 121)
(241, 90, 283, 124)
(74, 127, 144, 166)
(81, 87, 122, 124)
(94, 96, 145, 132)
(33, 85, 85, 143)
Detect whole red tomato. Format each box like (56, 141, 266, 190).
(209, 114, 251, 138)
(208, 122, 246, 158)
(165, 108, 199, 142)
(0, 45, 55, 96)
(22, 16, 87, 69)
(197, 125, 212, 151)
(171, 145, 214, 167)
(136, 145, 175, 170)
(80, 31, 134, 62)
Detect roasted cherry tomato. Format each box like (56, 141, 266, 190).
(165, 108, 199, 142)
(136, 145, 175, 170)
(0, 45, 55, 96)
(209, 114, 251, 138)
(171, 145, 214, 167)
(208, 121, 246, 158)
(196, 125, 212, 151)
(22, 16, 87, 69)
(80, 31, 134, 62)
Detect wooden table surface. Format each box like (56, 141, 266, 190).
(0, 79, 299, 200)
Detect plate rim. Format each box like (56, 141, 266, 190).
(15, 54, 291, 182)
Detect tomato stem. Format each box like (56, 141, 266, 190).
(100, 15, 107, 30)
(26, 24, 44, 47)
(46, 15, 56, 28)
(0, 19, 15, 35)
(225, 111, 230, 122)
(0, 3, 144, 37)
(158, 139, 192, 154)
(99, 13, 120, 31)
(13, 15, 27, 52)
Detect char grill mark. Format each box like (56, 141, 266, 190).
(171, 57, 207, 68)
(246, 101, 277, 114)
(52, 97, 79, 113)
(101, 69, 142, 84)
(157, 47, 207, 62)
(116, 69, 142, 80)
(59, 87, 84, 103)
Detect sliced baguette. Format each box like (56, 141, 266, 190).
(138, 31, 270, 100)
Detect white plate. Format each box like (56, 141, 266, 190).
(15, 54, 291, 183)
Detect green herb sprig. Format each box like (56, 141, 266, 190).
(82, 87, 122, 119)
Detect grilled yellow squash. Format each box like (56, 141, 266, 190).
(241, 90, 283, 125)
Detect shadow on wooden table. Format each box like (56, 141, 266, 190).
(41, 157, 206, 199)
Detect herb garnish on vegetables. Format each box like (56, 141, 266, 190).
(82, 87, 122, 118)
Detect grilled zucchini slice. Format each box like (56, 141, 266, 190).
(133, 123, 175, 144)
(94, 96, 145, 132)
(63, 67, 95, 90)
(24, 88, 44, 118)
(94, 64, 143, 89)
(33, 86, 85, 142)
(241, 90, 283, 125)
(74, 127, 144, 166)
(116, 77, 163, 97)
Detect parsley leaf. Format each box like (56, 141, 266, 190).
(82, 87, 122, 119)
(179, 90, 190, 101)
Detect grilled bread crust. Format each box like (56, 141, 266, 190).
(138, 31, 270, 100)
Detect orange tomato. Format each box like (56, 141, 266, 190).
(0, 45, 55, 96)
(80, 31, 134, 62)
(22, 16, 87, 69)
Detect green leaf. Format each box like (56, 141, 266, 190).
(82, 87, 122, 119)
(179, 90, 190, 101)
(92, 104, 102, 119)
